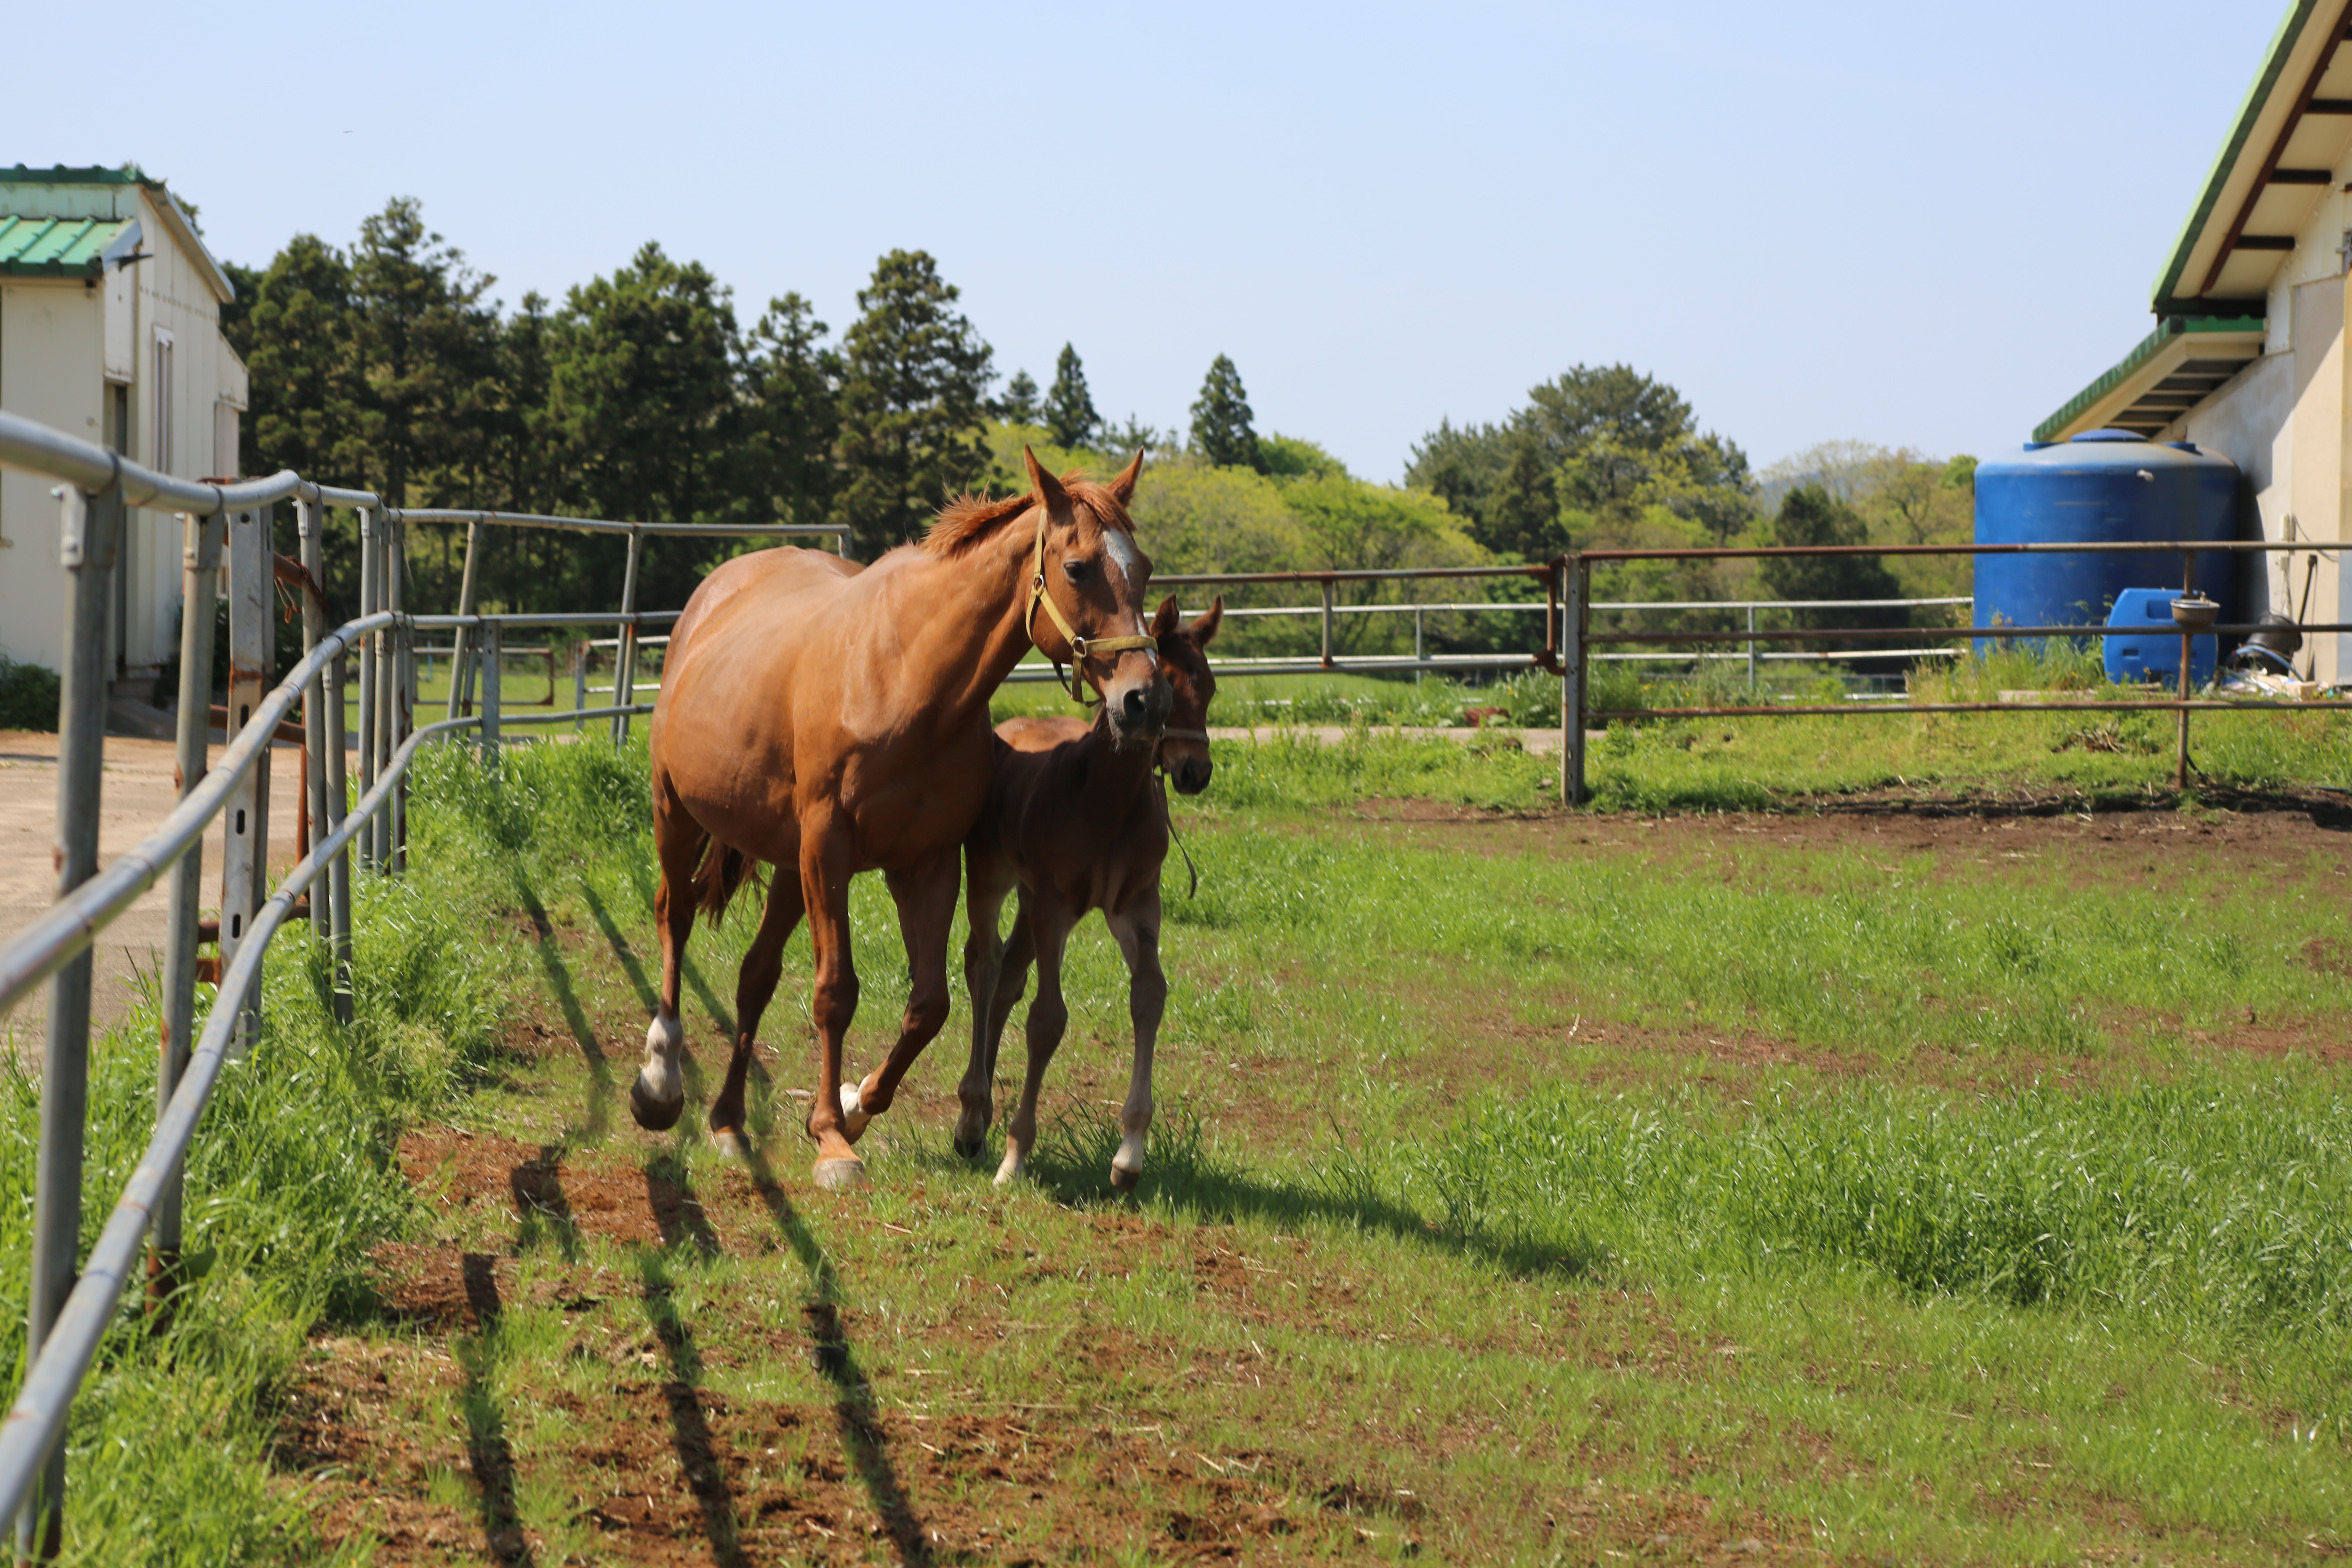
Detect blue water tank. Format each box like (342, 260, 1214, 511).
(1974, 430, 2240, 650)
(2103, 587, 2216, 686)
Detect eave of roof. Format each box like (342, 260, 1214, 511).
(0, 214, 138, 278)
(2035, 316, 2269, 442)
(0, 164, 233, 303)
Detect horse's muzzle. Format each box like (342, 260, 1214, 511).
(1105, 671, 1172, 751)
(1168, 756, 1213, 795)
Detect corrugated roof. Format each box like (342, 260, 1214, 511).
(0, 215, 136, 277)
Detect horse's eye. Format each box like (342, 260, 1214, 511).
(1062, 559, 1092, 584)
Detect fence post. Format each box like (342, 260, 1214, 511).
(297, 499, 330, 940)
(1319, 579, 1335, 670)
(481, 618, 503, 766)
(612, 527, 644, 747)
(18, 477, 120, 1562)
(445, 519, 481, 722)
(323, 596, 354, 1027)
(1562, 554, 1587, 806)
(1746, 604, 1759, 690)
(218, 504, 272, 1057)
(573, 640, 588, 732)
(152, 508, 221, 1317)
(371, 519, 395, 870)
(388, 515, 409, 873)
(2177, 553, 2194, 790)
(355, 507, 378, 872)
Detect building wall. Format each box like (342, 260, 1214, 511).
(0, 280, 104, 671)
(0, 178, 247, 683)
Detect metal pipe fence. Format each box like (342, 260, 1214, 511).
(0, 406, 816, 1557)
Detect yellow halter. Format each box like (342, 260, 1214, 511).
(1028, 502, 1155, 702)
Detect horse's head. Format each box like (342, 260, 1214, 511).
(1023, 446, 1169, 749)
(1151, 594, 1221, 795)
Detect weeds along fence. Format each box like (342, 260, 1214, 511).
(0, 408, 842, 1558)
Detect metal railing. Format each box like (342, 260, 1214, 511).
(0, 407, 839, 1557)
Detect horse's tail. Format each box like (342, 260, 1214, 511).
(691, 837, 764, 929)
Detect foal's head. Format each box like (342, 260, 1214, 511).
(1151, 594, 1223, 795)
(1018, 446, 1170, 749)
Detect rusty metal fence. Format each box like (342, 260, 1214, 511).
(0, 407, 839, 1558)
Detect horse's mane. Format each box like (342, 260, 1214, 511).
(922, 470, 1135, 557)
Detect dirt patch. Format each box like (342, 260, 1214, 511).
(396, 1130, 680, 1248)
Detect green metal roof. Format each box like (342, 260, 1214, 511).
(2034, 314, 2267, 442)
(2147, 0, 2321, 313)
(0, 215, 136, 278)
(0, 164, 144, 187)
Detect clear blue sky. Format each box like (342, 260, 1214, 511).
(11, 1, 2272, 482)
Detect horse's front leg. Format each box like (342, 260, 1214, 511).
(1104, 892, 1166, 1192)
(799, 814, 865, 1190)
(631, 784, 706, 1131)
(841, 847, 961, 1139)
(956, 847, 1018, 1157)
(996, 900, 1076, 1187)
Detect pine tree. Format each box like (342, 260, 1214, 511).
(996, 370, 1041, 425)
(832, 249, 994, 555)
(1189, 354, 1262, 471)
(738, 292, 841, 529)
(1045, 343, 1100, 450)
(346, 197, 501, 508)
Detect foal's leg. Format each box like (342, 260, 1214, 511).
(1103, 892, 1167, 1192)
(955, 849, 1018, 1157)
(630, 788, 706, 1131)
(842, 847, 960, 1137)
(996, 900, 1077, 1187)
(798, 813, 865, 1189)
(708, 871, 806, 1156)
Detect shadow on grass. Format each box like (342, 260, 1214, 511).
(1001, 1098, 1605, 1281)
(741, 1144, 935, 1567)
(456, 1254, 536, 1566)
(512, 878, 613, 1143)
(621, 859, 739, 1037)
(636, 1249, 748, 1567)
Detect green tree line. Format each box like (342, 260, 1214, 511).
(221, 196, 1972, 658)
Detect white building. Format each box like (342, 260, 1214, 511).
(2040, 0, 2352, 684)
(0, 164, 247, 685)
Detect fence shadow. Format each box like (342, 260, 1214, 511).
(456, 1253, 536, 1566)
(740, 1145, 934, 1566)
(511, 878, 613, 1143)
(636, 1249, 748, 1567)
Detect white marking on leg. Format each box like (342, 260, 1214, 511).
(637, 1009, 684, 1105)
(839, 1079, 871, 1140)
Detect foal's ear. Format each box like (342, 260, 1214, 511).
(1108, 446, 1146, 506)
(1151, 594, 1181, 641)
(1190, 594, 1224, 647)
(1022, 446, 1068, 512)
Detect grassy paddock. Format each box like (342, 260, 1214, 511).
(4, 710, 2349, 1561)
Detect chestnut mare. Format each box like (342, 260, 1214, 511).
(955, 595, 1223, 1189)
(637, 450, 1169, 1189)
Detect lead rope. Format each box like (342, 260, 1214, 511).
(1154, 726, 1211, 899)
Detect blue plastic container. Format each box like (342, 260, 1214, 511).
(1974, 430, 2240, 653)
(2102, 587, 2216, 686)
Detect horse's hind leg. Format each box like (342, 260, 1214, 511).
(630, 783, 705, 1131)
(844, 847, 960, 1136)
(955, 849, 1018, 1156)
(708, 871, 805, 1156)
(996, 900, 1076, 1187)
(799, 813, 866, 1189)
(1104, 893, 1166, 1192)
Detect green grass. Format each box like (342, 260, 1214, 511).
(6, 710, 2351, 1561)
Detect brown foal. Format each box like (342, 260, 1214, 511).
(636, 449, 1169, 1189)
(956, 595, 1223, 1189)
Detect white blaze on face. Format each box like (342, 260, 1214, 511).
(1101, 529, 1156, 651)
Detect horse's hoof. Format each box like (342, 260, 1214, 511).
(813, 1156, 867, 1192)
(953, 1132, 985, 1160)
(1110, 1164, 1140, 1193)
(630, 1077, 685, 1131)
(708, 1126, 751, 1160)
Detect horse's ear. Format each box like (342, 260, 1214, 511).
(1022, 446, 1067, 513)
(1108, 447, 1146, 506)
(1152, 594, 1181, 641)
(1191, 594, 1224, 647)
